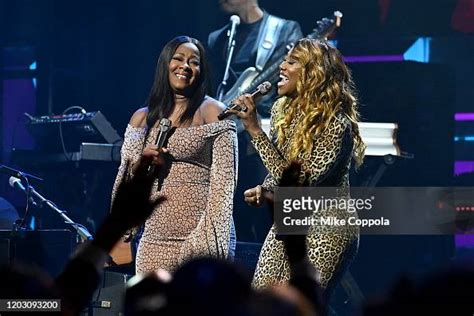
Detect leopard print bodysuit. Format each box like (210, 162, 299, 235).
(251, 99, 359, 295)
(111, 120, 238, 273)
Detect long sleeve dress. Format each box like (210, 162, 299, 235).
(111, 120, 238, 273)
(251, 100, 359, 293)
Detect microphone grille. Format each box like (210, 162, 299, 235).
(230, 15, 241, 25)
(259, 81, 272, 95)
(159, 118, 172, 128)
(9, 176, 20, 188)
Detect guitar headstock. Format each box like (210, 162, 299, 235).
(307, 11, 343, 40)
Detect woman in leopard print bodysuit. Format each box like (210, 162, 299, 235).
(230, 38, 365, 300)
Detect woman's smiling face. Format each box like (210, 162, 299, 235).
(277, 49, 302, 97)
(168, 42, 201, 95)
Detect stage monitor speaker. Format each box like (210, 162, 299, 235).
(0, 229, 75, 277)
(83, 271, 131, 316)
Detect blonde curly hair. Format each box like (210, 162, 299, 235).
(274, 38, 365, 168)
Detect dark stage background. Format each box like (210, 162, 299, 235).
(1, 0, 473, 313)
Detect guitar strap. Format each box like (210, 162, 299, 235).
(255, 14, 284, 72)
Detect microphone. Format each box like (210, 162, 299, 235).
(227, 15, 240, 52)
(155, 118, 172, 148)
(9, 176, 37, 206)
(147, 118, 172, 175)
(217, 15, 240, 101)
(9, 176, 27, 193)
(218, 81, 272, 120)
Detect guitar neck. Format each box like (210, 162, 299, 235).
(231, 11, 342, 97)
(241, 57, 284, 95)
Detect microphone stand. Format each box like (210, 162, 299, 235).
(26, 184, 93, 242)
(217, 26, 238, 101)
(0, 164, 43, 182)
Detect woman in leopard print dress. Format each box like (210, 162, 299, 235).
(111, 36, 238, 274)
(231, 38, 365, 298)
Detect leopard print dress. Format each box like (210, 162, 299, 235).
(251, 99, 359, 295)
(111, 120, 238, 274)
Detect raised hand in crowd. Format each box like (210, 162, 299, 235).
(56, 160, 166, 314)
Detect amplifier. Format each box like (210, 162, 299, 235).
(26, 111, 121, 153)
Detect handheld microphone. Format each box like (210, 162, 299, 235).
(227, 15, 240, 52)
(155, 118, 172, 148)
(147, 118, 172, 175)
(218, 81, 272, 120)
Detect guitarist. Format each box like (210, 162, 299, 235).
(207, 0, 302, 118)
(207, 0, 302, 243)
